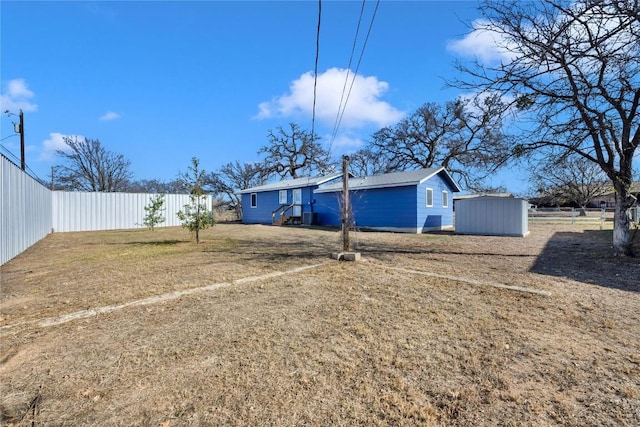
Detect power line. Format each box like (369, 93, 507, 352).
(311, 0, 322, 142)
(331, 0, 381, 148)
(1, 143, 45, 183)
(330, 0, 367, 151)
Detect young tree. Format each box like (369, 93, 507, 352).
(176, 157, 214, 243)
(452, 0, 639, 255)
(206, 161, 267, 220)
(141, 194, 165, 231)
(366, 96, 509, 190)
(55, 136, 132, 192)
(259, 123, 333, 179)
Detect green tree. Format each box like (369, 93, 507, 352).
(177, 157, 214, 243)
(142, 194, 165, 231)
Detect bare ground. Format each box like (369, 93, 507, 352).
(0, 222, 639, 426)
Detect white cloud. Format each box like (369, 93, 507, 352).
(99, 111, 121, 121)
(256, 67, 404, 129)
(447, 19, 515, 64)
(327, 132, 363, 152)
(0, 78, 38, 113)
(39, 132, 83, 161)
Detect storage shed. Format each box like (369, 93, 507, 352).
(455, 195, 529, 237)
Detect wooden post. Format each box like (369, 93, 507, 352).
(342, 155, 350, 251)
(19, 109, 25, 171)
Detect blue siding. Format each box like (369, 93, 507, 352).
(241, 176, 344, 224)
(417, 176, 454, 230)
(314, 186, 418, 230)
(242, 185, 330, 224)
(314, 173, 456, 232)
(352, 186, 418, 229)
(242, 190, 281, 224)
(313, 192, 342, 226)
(242, 171, 457, 232)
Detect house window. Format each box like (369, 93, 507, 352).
(279, 190, 287, 204)
(442, 190, 449, 208)
(426, 188, 434, 207)
(250, 193, 257, 208)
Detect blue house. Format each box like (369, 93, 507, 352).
(239, 173, 345, 225)
(240, 167, 461, 233)
(313, 167, 461, 233)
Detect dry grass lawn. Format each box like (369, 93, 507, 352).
(1, 222, 639, 426)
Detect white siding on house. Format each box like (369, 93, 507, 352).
(455, 196, 529, 237)
(1, 155, 52, 265)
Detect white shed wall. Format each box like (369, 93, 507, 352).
(455, 196, 529, 237)
(1, 155, 52, 265)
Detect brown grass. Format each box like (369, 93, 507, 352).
(1, 223, 639, 426)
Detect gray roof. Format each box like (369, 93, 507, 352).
(239, 172, 343, 194)
(314, 167, 462, 193)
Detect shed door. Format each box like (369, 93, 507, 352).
(293, 189, 302, 216)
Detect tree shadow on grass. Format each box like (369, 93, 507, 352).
(529, 230, 640, 292)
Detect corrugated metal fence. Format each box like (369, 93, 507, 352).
(1, 155, 212, 265)
(52, 192, 203, 232)
(1, 154, 52, 266)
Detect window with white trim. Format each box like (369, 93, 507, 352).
(279, 190, 287, 204)
(250, 193, 257, 208)
(426, 188, 434, 207)
(442, 190, 449, 208)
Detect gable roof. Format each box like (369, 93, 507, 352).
(239, 172, 343, 194)
(314, 167, 462, 193)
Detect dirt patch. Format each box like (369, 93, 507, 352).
(1, 223, 639, 426)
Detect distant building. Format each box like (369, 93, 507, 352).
(590, 182, 640, 208)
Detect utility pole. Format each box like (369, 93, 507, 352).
(342, 155, 350, 251)
(18, 109, 25, 170)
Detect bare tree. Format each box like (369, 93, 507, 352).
(126, 178, 183, 194)
(366, 96, 509, 190)
(259, 123, 333, 179)
(452, 0, 639, 255)
(531, 153, 611, 213)
(206, 161, 267, 220)
(55, 137, 132, 192)
(348, 147, 390, 177)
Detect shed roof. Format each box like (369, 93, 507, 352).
(239, 172, 343, 194)
(314, 167, 462, 193)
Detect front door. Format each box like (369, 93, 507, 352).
(293, 189, 302, 217)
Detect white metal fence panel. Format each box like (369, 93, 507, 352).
(52, 192, 210, 232)
(1, 155, 52, 265)
(2, 156, 213, 265)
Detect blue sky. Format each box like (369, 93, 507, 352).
(0, 0, 529, 193)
